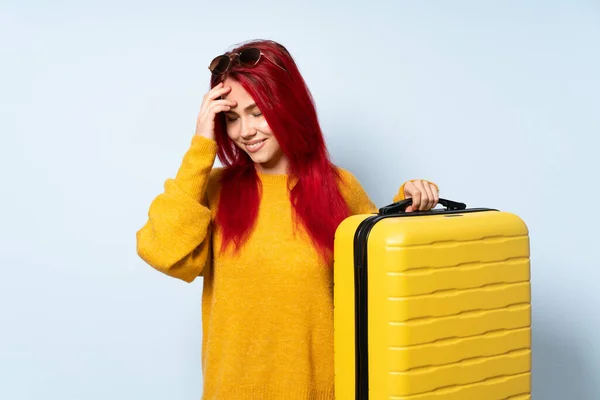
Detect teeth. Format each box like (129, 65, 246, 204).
(247, 140, 265, 149)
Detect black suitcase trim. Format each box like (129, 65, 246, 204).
(352, 204, 494, 399)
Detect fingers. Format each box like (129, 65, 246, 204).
(201, 101, 236, 131)
(209, 99, 237, 112)
(422, 181, 436, 210)
(195, 83, 238, 139)
(405, 180, 438, 212)
(205, 82, 231, 101)
(208, 103, 234, 115)
(430, 183, 439, 207)
(200, 99, 237, 121)
(414, 180, 430, 211)
(410, 184, 422, 211)
(200, 83, 233, 115)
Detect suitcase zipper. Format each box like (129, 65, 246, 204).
(353, 215, 383, 400)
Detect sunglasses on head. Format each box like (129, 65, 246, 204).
(208, 47, 286, 76)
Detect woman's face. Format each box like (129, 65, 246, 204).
(222, 77, 288, 175)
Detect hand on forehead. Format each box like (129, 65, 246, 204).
(222, 78, 259, 112)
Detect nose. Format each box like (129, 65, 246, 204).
(240, 119, 258, 140)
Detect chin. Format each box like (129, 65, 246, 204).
(237, 141, 281, 168)
(244, 146, 270, 162)
(249, 154, 271, 164)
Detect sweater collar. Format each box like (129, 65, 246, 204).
(256, 170, 289, 186)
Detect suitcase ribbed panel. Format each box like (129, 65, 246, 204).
(388, 281, 530, 320)
(388, 373, 530, 400)
(383, 236, 530, 273)
(367, 212, 531, 399)
(386, 258, 530, 297)
(388, 305, 531, 347)
(389, 328, 531, 371)
(388, 349, 531, 396)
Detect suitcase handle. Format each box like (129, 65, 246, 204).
(378, 198, 467, 215)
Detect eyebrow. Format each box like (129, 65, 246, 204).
(244, 102, 258, 111)
(227, 102, 259, 115)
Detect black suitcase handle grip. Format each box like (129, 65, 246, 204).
(378, 198, 467, 215)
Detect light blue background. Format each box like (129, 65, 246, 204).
(2, 1, 599, 398)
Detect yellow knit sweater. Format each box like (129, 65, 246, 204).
(136, 135, 412, 399)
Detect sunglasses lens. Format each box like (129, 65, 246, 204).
(209, 55, 230, 75)
(239, 48, 261, 66)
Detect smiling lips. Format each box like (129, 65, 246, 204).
(244, 138, 267, 153)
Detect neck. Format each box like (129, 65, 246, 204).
(255, 154, 289, 175)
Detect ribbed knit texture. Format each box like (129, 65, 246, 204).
(137, 135, 415, 399)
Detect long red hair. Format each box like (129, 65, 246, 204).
(211, 39, 350, 264)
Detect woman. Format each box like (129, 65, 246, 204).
(136, 39, 439, 399)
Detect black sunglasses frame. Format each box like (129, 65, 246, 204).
(208, 48, 285, 76)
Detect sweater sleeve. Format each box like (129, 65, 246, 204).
(337, 168, 440, 215)
(136, 135, 218, 283)
(337, 168, 378, 215)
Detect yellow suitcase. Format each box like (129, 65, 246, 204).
(333, 198, 531, 400)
